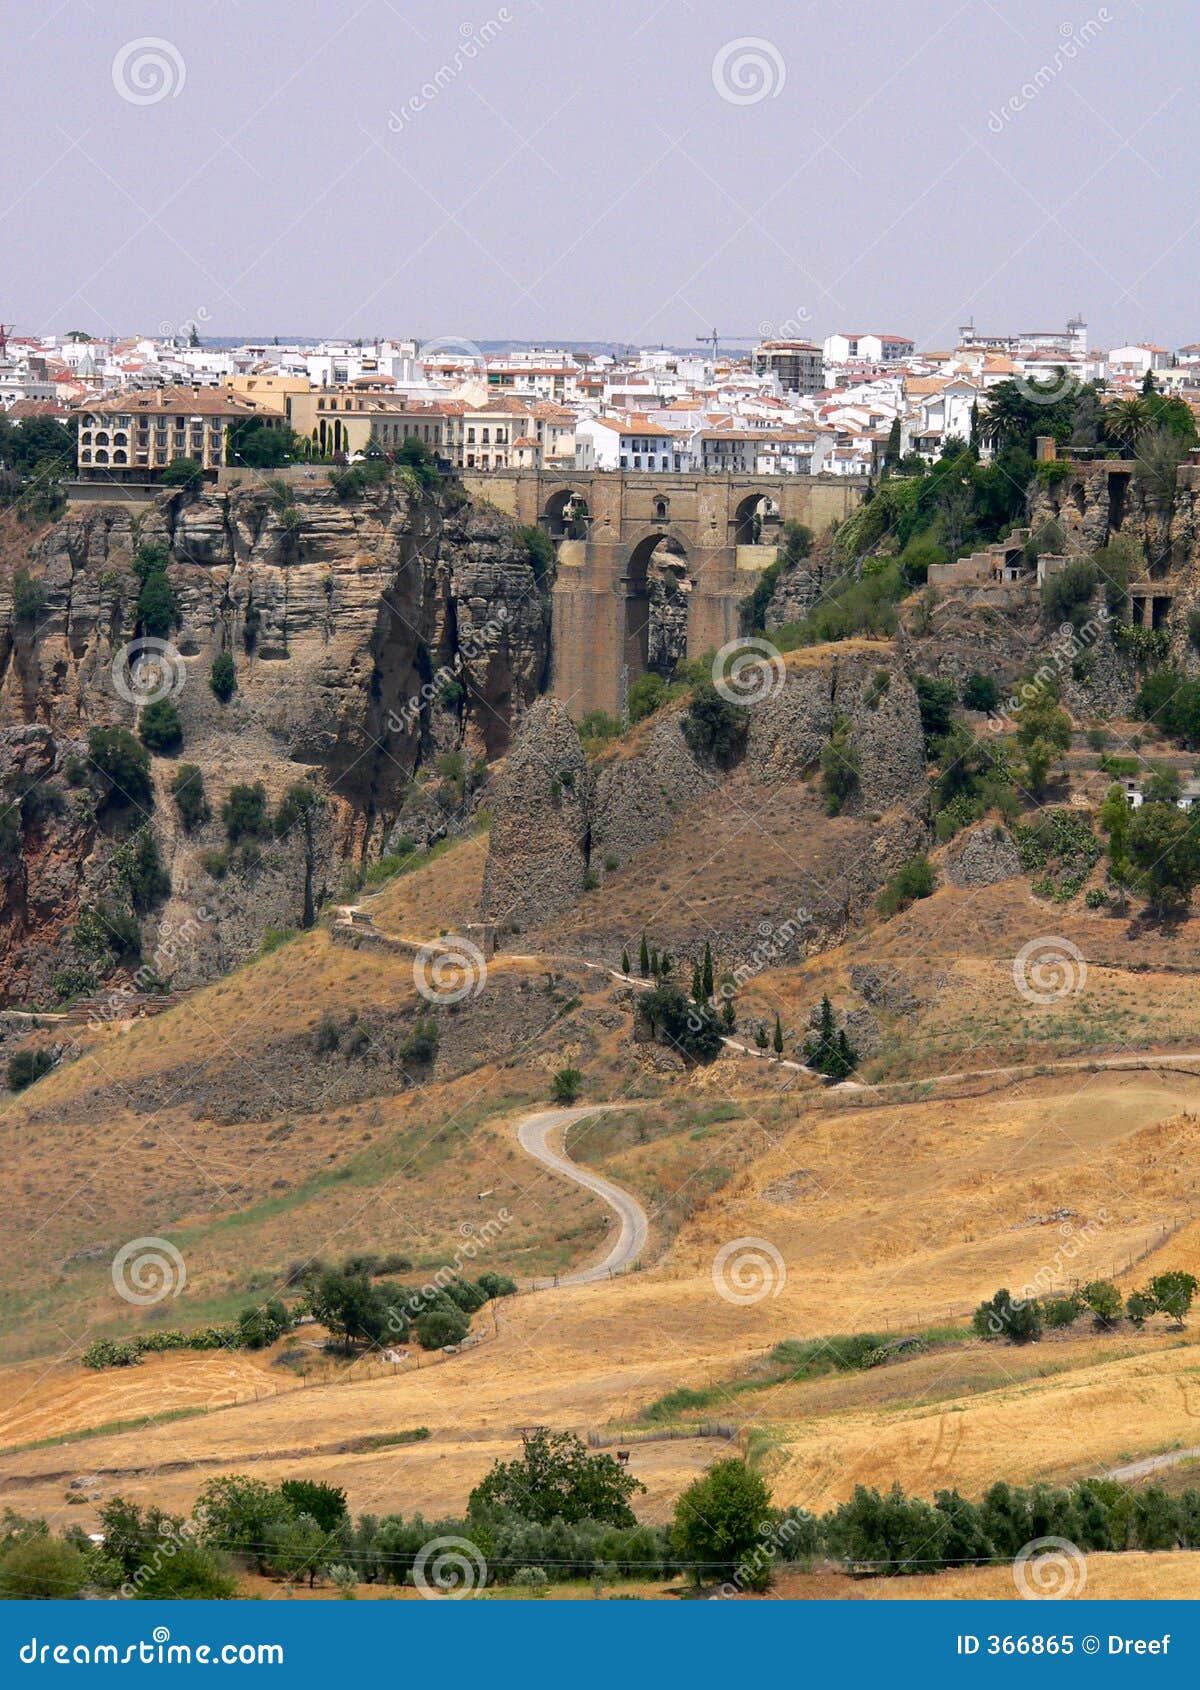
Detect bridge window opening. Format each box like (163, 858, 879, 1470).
(543, 489, 590, 539)
(733, 492, 782, 546)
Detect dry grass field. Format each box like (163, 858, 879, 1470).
(8, 817, 1200, 1600)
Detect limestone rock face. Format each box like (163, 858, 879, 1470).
(590, 714, 716, 870)
(943, 821, 1022, 888)
(0, 484, 550, 997)
(745, 653, 926, 813)
(480, 698, 589, 928)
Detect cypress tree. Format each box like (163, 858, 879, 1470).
(621, 948, 631, 976)
(702, 940, 714, 999)
(691, 962, 704, 1002)
(773, 1013, 784, 1055)
(639, 933, 650, 977)
(721, 997, 736, 1029)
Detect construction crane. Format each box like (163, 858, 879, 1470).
(695, 329, 762, 361)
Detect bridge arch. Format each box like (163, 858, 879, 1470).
(542, 485, 590, 539)
(732, 490, 783, 546)
(622, 529, 692, 687)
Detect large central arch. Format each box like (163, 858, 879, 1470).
(621, 529, 691, 696)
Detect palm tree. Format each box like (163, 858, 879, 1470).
(1104, 397, 1151, 454)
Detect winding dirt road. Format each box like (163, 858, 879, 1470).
(515, 1105, 649, 1286)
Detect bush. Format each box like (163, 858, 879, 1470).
(876, 855, 935, 917)
(87, 726, 152, 808)
(914, 674, 957, 750)
(171, 764, 210, 831)
(398, 1017, 438, 1068)
(1042, 1295, 1082, 1329)
(627, 672, 666, 723)
(820, 718, 859, 814)
(113, 825, 170, 913)
(11, 567, 44, 622)
(160, 457, 203, 489)
(962, 673, 1000, 713)
(681, 680, 747, 767)
(138, 697, 183, 754)
(672, 1459, 774, 1587)
(973, 1287, 1042, 1343)
(222, 781, 270, 842)
(517, 525, 555, 582)
(1080, 1279, 1123, 1328)
(636, 981, 724, 1061)
(551, 1066, 583, 1103)
(7, 1047, 53, 1092)
(209, 653, 236, 702)
(136, 569, 178, 639)
(0, 1535, 88, 1600)
(73, 902, 141, 962)
(414, 1305, 470, 1350)
(1042, 558, 1098, 627)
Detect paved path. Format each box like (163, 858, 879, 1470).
(1106, 1444, 1200, 1483)
(515, 1105, 648, 1287)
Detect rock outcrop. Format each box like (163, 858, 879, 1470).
(0, 483, 550, 999)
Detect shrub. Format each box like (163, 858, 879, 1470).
(1042, 558, 1098, 627)
(627, 672, 666, 723)
(171, 763, 210, 831)
(87, 726, 152, 808)
(962, 673, 1000, 713)
(209, 653, 236, 702)
(160, 457, 203, 489)
(681, 680, 747, 767)
(1042, 1295, 1082, 1329)
(0, 1535, 88, 1600)
(11, 568, 44, 622)
(1126, 1289, 1157, 1328)
(876, 855, 935, 917)
(137, 697, 183, 755)
(1079, 1279, 1123, 1329)
(112, 825, 170, 913)
(73, 902, 141, 961)
(222, 781, 270, 842)
(551, 1066, 583, 1103)
(517, 525, 555, 582)
(135, 569, 178, 639)
(820, 718, 859, 814)
(414, 1305, 470, 1350)
(398, 1017, 438, 1067)
(7, 1047, 53, 1092)
(914, 674, 957, 749)
(973, 1287, 1042, 1343)
(672, 1459, 773, 1587)
(1148, 1270, 1198, 1325)
(636, 981, 724, 1061)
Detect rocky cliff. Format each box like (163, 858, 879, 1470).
(481, 650, 930, 962)
(0, 482, 549, 1001)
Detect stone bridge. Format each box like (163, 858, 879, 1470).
(459, 469, 865, 718)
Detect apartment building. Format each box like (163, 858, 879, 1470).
(74, 386, 267, 480)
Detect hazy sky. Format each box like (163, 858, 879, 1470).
(5, 0, 1194, 350)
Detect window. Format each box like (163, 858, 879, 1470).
(467, 427, 475, 443)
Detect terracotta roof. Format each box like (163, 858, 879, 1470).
(78, 385, 263, 417)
